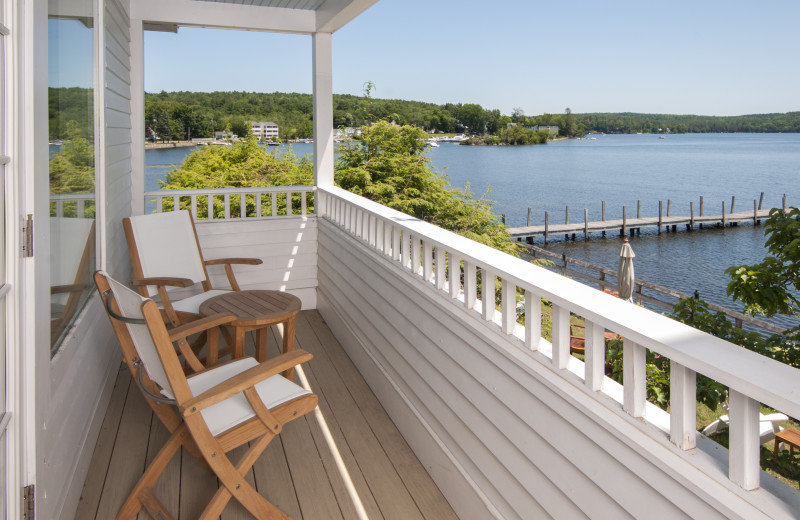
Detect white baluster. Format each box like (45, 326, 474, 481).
(623, 339, 646, 418)
(191, 195, 198, 219)
(422, 241, 433, 282)
(207, 194, 213, 219)
(669, 362, 697, 450)
(525, 290, 541, 351)
(501, 279, 517, 334)
(435, 247, 446, 291)
(584, 321, 605, 391)
(729, 390, 760, 490)
(482, 269, 495, 321)
(463, 261, 476, 310)
(551, 304, 569, 368)
(301, 191, 307, 215)
(449, 254, 461, 299)
(256, 193, 262, 218)
(271, 192, 278, 217)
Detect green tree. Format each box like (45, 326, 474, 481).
(562, 107, 576, 137)
(458, 104, 487, 135)
(49, 120, 95, 194)
(335, 121, 519, 255)
(726, 207, 800, 328)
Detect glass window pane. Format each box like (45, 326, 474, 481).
(48, 1, 95, 354)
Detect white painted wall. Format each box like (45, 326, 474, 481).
(316, 217, 800, 520)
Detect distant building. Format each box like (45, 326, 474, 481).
(334, 126, 362, 139)
(214, 130, 237, 141)
(531, 125, 559, 134)
(251, 121, 279, 140)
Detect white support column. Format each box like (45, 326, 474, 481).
(130, 18, 144, 215)
(729, 389, 760, 490)
(312, 32, 334, 187)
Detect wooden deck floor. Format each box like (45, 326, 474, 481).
(75, 310, 458, 520)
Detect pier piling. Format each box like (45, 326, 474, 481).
(730, 196, 735, 214)
(759, 192, 764, 210)
(658, 200, 663, 235)
(622, 206, 627, 236)
(509, 194, 779, 243)
(722, 201, 726, 227)
(584, 209, 589, 241)
(544, 211, 549, 245)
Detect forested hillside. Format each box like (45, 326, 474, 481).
(47, 87, 800, 140)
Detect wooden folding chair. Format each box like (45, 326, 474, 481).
(123, 209, 262, 327)
(95, 270, 318, 520)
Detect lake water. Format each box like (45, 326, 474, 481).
(146, 133, 800, 328)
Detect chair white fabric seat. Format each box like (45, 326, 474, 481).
(169, 357, 312, 436)
(702, 412, 788, 444)
(168, 289, 230, 315)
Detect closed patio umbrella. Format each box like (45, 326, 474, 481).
(618, 238, 636, 302)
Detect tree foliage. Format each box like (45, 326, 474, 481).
(50, 120, 95, 194)
(159, 135, 313, 218)
(726, 207, 800, 319)
(335, 121, 520, 255)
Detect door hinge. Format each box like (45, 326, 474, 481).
(21, 214, 32, 257)
(22, 485, 34, 519)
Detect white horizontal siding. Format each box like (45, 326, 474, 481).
(193, 217, 318, 309)
(316, 218, 790, 520)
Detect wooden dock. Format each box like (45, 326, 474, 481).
(509, 195, 788, 244)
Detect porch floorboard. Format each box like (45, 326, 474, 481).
(75, 310, 458, 520)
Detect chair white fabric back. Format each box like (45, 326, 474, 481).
(102, 271, 173, 394)
(127, 210, 207, 296)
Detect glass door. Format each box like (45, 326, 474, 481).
(0, 2, 9, 516)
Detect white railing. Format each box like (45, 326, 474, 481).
(317, 185, 800, 493)
(50, 193, 95, 218)
(144, 186, 315, 220)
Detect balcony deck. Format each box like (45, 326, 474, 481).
(74, 310, 458, 520)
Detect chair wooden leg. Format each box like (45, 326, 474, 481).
(195, 431, 289, 520)
(282, 318, 296, 381)
(116, 424, 188, 520)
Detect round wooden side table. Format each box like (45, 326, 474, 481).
(199, 290, 301, 379)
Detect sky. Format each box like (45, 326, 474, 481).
(142, 0, 800, 117)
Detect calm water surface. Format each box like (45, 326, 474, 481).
(146, 134, 800, 327)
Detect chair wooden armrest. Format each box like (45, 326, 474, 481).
(204, 257, 263, 291)
(51, 283, 90, 295)
(130, 277, 194, 326)
(130, 276, 194, 288)
(168, 312, 237, 342)
(204, 257, 263, 266)
(181, 350, 313, 416)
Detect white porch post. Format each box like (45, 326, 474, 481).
(130, 17, 144, 216)
(312, 31, 333, 187)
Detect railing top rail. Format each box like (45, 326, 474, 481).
(524, 244, 788, 335)
(144, 185, 315, 197)
(50, 192, 95, 200)
(319, 185, 800, 419)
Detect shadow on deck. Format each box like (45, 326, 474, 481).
(75, 310, 457, 520)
